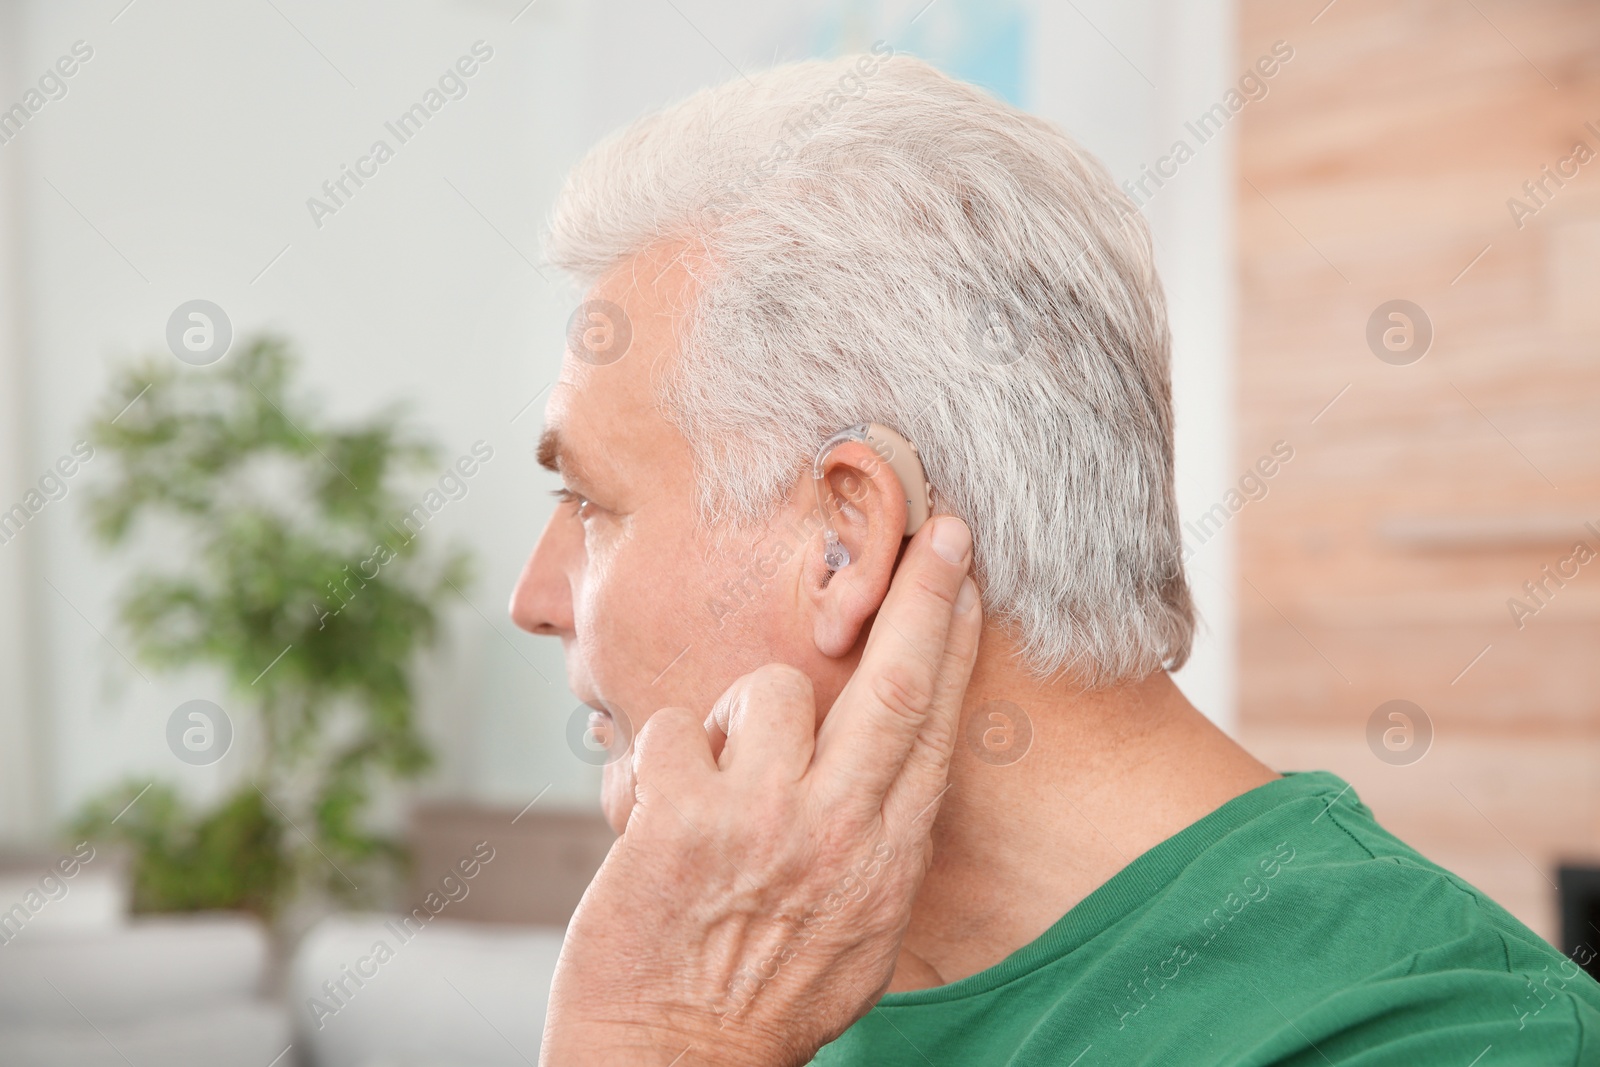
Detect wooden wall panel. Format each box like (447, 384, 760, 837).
(1237, 0, 1600, 941)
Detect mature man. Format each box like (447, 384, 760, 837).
(510, 53, 1600, 1065)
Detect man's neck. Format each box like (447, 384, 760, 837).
(889, 648, 1279, 992)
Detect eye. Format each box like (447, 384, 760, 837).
(550, 486, 593, 519)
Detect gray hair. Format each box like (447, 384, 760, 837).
(545, 51, 1194, 688)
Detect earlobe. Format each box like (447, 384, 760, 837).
(806, 440, 909, 659)
(811, 544, 884, 657)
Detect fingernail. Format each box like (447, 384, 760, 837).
(932, 516, 971, 564)
(955, 577, 978, 614)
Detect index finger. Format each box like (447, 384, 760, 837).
(810, 515, 974, 804)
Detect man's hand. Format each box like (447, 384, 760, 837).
(540, 516, 981, 1067)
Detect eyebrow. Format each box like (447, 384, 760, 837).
(536, 427, 563, 473)
(537, 426, 597, 488)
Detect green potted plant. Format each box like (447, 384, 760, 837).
(71, 334, 472, 934)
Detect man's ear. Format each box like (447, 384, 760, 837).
(807, 440, 909, 658)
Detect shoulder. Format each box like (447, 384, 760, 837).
(1221, 776, 1600, 1063)
(1263, 956, 1600, 1066)
(1237, 780, 1555, 973)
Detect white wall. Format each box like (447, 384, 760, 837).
(0, 0, 46, 841)
(0, 0, 1237, 841)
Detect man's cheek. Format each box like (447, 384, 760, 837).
(576, 565, 667, 681)
(571, 586, 615, 689)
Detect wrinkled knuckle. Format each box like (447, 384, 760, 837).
(869, 665, 931, 728)
(911, 567, 959, 608)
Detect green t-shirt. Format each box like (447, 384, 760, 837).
(812, 770, 1600, 1066)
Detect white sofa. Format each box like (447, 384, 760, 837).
(289, 914, 566, 1067)
(0, 904, 290, 1066)
(0, 865, 564, 1067)
(0, 806, 604, 1066)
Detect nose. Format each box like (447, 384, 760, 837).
(509, 508, 578, 636)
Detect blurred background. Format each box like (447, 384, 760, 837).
(0, 0, 1593, 1063)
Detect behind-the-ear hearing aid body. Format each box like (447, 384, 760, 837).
(812, 422, 934, 570)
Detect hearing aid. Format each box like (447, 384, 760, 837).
(812, 422, 935, 570)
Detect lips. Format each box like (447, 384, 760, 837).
(585, 705, 618, 750)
